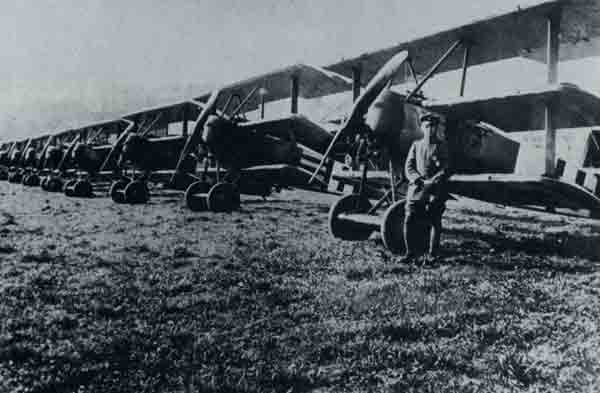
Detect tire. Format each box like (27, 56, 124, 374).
(63, 180, 77, 196)
(46, 177, 63, 192)
(74, 180, 93, 198)
(207, 182, 240, 212)
(380, 200, 407, 255)
(328, 194, 374, 241)
(184, 181, 210, 212)
(124, 180, 149, 204)
(110, 180, 128, 203)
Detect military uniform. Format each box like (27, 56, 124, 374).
(403, 113, 451, 260)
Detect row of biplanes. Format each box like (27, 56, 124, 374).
(2, 0, 600, 254)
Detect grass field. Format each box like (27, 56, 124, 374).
(0, 183, 599, 392)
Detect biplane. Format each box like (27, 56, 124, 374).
(95, 101, 202, 203)
(18, 134, 56, 187)
(169, 63, 354, 212)
(92, 64, 352, 208)
(56, 119, 130, 197)
(0, 141, 18, 180)
(5, 138, 34, 184)
(305, 0, 600, 254)
(38, 131, 91, 193)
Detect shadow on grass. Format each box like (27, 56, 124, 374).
(447, 226, 600, 261)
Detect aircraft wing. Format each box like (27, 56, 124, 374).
(68, 119, 129, 145)
(237, 164, 333, 193)
(236, 114, 333, 154)
(447, 174, 600, 218)
(325, 1, 600, 86)
(425, 83, 600, 131)
(122, 101, 202, 136)
(194, 64, 352, 113)
(123, 101, 202, 125)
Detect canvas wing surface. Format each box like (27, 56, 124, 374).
(447, 174, 600, 218)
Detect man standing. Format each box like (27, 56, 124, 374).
(401, 112, 451, 263)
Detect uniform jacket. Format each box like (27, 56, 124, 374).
(405, 139, 451, 201)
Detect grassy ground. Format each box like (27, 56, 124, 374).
(0, 183, 599, 392)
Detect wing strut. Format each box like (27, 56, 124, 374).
(407, 39, 462, 101)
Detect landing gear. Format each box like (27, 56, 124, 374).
(64, 179, 93, 198)
(22, 173, 40, 187)
(110, 180, 149, 204)
(380, 200, 406, 255)
(43, 176, 63, 192)
(124, 181, 149, 204)
(184, 181, 240, 212)
(184, 181, 210, 212)
(63, 180, 77, 196)
(110, 180, 128, 204)
(207, 182, 240, 212)
(8, 170, 22, 184)
(328, 194, 374, 240)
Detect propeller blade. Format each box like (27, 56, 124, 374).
(18, 139, 33, 166)
(38, 136, 55, 169)
(170, 89, 221, 185)
(56, 134, 81, 172)
(98, 120, 135, 172)
(308, 50, 409, 184)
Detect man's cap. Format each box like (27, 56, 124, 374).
(420, 112, 443, 123)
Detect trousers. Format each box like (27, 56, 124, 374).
(404, 196, 446, 256)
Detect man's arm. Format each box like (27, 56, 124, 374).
(430, 143, 452, 184)
(404, 143, 422, 184)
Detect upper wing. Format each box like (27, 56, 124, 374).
(194, 64, 352, 114)
(324, 1, 600, 86)
(122, 101, 202, 137)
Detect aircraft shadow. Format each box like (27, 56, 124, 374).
(443, 227, 600, 273)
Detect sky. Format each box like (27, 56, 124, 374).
(1, 0, 600, 139)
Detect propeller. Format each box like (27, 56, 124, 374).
(6, 142, 16, 156)
(37, 135, 55, 169)
(308, 51, 409, 184)
(98, 119, 135, 172)
(169, 89, 221, 185)
(56, 134, 81, 172)
(18, 139, 33, 166)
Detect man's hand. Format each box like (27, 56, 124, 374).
(429, 171, 447, 185)
(412, 177, 424, 187)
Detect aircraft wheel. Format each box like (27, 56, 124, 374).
(28, 174, 40, 187)
(46, 177, 63, 192)
(328, 194, 373, 241)
(184, 181, 210, 212)
(21, 174, 30, 186)
(109, 180, 128, 203)
(69, 180, 92, 198)
(380, 199, 407, 255)
(8, 172, 22, 184)
(63, 179, 77, 196)
(40, 177, 49, 190)
(124, 180, 149, 204)
(207, 182, 240, 212)
(74, 180, 93, 198)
